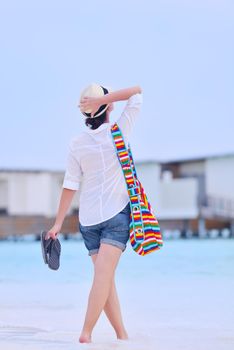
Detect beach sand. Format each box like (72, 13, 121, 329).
(0, 239, 234, 349)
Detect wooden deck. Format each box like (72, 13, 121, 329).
(0, 215, 79, 238)
(0, 215, 233, 239)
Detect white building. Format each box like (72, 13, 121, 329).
(0, 170, 79, 217)
(136, 153, 234, 236)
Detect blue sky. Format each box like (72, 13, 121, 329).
(0, 0, 233, 170)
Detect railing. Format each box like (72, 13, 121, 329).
(201, 195, 234, 219)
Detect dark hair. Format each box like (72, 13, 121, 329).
(85, 110, 107, 130)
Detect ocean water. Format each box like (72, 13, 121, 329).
(0, 238, 234, 350)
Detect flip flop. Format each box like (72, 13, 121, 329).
(40, 230, 61, 270)
(40, 230, 52, 264)
(48, 238, 61, 270)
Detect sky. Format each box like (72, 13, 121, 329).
(0, 0, 233, 170)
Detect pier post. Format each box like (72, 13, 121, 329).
(230, 220, 234, 238)
(198, 217, 207, 238)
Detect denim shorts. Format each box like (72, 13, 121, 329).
(78, 202, 131, 256)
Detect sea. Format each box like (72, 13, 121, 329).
(0, 237, 234, 350)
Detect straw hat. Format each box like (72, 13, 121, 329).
(79, 82, 113, 118)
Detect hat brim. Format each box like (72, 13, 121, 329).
(81, 103, 110, 119)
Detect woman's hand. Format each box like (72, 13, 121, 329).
(45, 224, 61, 240)
(79, 96, 104, 117)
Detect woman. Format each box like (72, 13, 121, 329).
(45, 84, 143, 343)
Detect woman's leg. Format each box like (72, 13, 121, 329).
(79, 243, 123, 343)
(90, 253, 128, 340)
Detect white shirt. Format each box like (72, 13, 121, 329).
(62, 93, 143, 226)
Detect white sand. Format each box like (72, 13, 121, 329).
(0, 239, 234, 349)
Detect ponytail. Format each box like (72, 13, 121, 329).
(85, 110, 107, 130)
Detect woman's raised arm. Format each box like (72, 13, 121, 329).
(100, 85, 142, 104)
(79, 86, 142, 117)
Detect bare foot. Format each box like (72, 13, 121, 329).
(116, 330, 129, 340)
(79, 332, 92, 343)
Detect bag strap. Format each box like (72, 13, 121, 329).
(110, 122, 138, 193)
(128, 144, 138, 179)
(110, 122, 145, 242)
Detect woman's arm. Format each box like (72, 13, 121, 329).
(45, 188, 76, 240)
(100, 85, 142, 105)
(79, 85, 142, 117)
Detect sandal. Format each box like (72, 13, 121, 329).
(40, 230, 52, 264)
(40, 230, 61, 270)
(48, 238, 61, 270)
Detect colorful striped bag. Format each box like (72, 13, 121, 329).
(110, 122, 163, 256)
